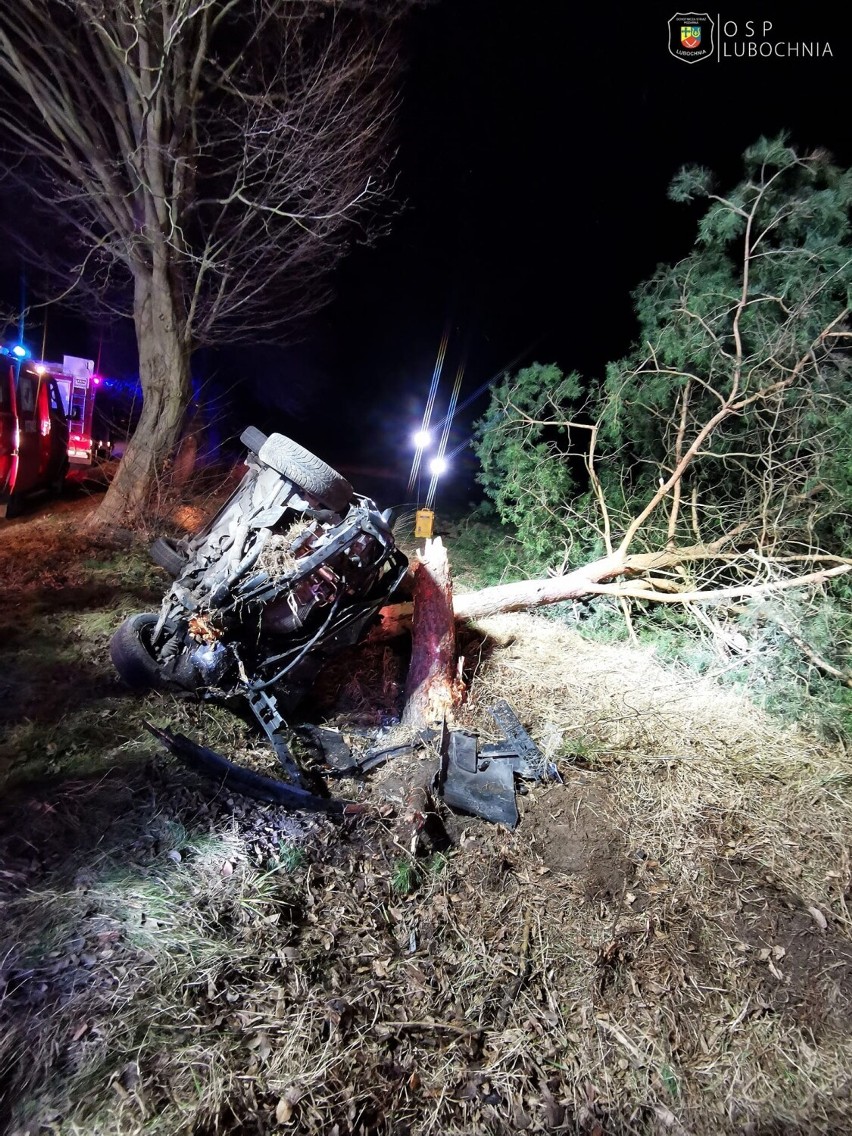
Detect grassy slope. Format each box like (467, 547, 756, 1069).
(1, 499, 851, 1135)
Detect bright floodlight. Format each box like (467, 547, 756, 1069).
(12, 344, 27, 358)
(412, 428, 431, 448)
(429, 455, 448, 476)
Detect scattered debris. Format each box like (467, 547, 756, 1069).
(148, 697, 557, 830)
(143, 722, 345, 812)
(438, 700, 560, 826)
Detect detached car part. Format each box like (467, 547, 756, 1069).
(437, 701, 561, 827)
(144, 722, 346, 811)
(111, 429, 408, 785)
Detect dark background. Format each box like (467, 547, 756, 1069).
(2, 1, 850, 506)
(319, 2, 851, 502)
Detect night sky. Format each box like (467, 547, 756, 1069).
(307, 1, 852, 501)
(2, 2, 850, 507)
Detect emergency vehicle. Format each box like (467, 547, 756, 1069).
(0, 346, 69, 517)
(40, 355, 112, 466)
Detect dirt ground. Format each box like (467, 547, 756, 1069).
(1, 491, 852, 1136)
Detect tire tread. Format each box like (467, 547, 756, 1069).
(258, 433, 353, 511)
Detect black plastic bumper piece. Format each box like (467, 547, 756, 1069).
(145, 722, 346, 812)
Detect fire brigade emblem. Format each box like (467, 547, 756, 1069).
(668, 13, 713, 62)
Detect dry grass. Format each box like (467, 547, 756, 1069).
(2, 509, 852, 1135)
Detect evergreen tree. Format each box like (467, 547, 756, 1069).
(474, 136, 852, 587)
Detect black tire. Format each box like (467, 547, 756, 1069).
(3, 492, 23, 519)
(111, 613, 212, 693)
(110, 613, 172, 690)
(240, 426, 268, 454)
(50, 461, 69, 497)
(258, 433, 354, 512)
(150, 536, 188, 577)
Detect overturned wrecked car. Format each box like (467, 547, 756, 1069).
(110, 429, 409, 791)
(112, 429, 558, 823)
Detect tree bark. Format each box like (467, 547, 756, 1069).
(452, 557, 623, 621)
(381, 552, 851, 626)
(89, 266, 191, 528)
(450, 557, 852, 621)
(402, 537, 463, 730)
(172, 428, 200, 492)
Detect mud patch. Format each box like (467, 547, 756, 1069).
(731, 873, 852, 1037)
(519, 773, 626, 901)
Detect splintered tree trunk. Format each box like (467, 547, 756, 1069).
(402, 537, 463, 730)
(89, 266, 191, 528)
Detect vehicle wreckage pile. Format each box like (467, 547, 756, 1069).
(110, 429, 558, 826)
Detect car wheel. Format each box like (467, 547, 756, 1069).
(258, 433, 354, 513)
(111, 613, 209, 693)
(110, 613, 174, 690)
(50, 462, 69, 497)
(4, 492, 23, 519)
(150, 537, 188, 577)
(240, 426, 268, 453)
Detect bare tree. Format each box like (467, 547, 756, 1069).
(0, 0, 410, 525)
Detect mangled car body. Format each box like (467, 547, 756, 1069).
(111, 429, 559, 823)
(110, 429, 408, 779)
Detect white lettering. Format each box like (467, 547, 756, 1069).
(723, 20, 737, 36)
(717, 38, 833, 62)
(763, 21, 773, 36)
(745, 20, 755, 36)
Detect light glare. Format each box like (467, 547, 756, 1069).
(412, 429, 431, 448)
(429, 456, 448, 476)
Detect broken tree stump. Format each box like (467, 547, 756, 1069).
(395, 784, 450, 856)
(402, 536, 463, 730)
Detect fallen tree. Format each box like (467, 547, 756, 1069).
(470, 140, 852, 633)
(396, 549, 850, 714)
(402, 138, 852, 725)
(450, 562, 852, 622)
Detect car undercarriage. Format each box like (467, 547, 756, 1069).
(110, 429, 409, 788)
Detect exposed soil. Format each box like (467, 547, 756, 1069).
(730, 872, 852, 1038)
(519, 776, 627, 902)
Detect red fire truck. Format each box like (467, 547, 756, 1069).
(41, 355, 112, 466)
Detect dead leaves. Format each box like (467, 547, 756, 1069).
(275, 1084, 304, 1126)
(808, 904, 828, 931)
